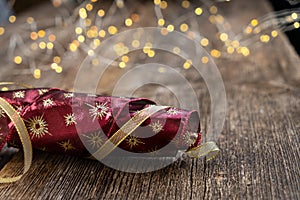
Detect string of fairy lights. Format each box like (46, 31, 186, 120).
(0, 0, 299, 80)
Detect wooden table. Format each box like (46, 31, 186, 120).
(0, 0, 299, 199)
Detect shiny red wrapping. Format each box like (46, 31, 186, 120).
(0, 88, 201, 158)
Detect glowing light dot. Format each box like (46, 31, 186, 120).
(121, 55, 129, 63)
(52, 0, 62, 7)
(209, 6, 218, 14)
(271, 30, 278, 37)
(232, 40, 240, 48)
(131, 14, 140, 22)
(251, 19, 258, 27)
(99, 30, 106, 38)
(125, 18, 133, 26)
(227, 46, 235, 54)
(69, 43, 78, 52)
(173, 47, 180, 54)
(53, 56, 61, 64)
(219, 33, 228, 42)
(182, 0, 190, 8)
(55, 66, 63, 73)
(253, 27, 261, 34)
(79, 8, 87, 19)
(167, 24, 174, 32)
(180, 23, 189, 32)
(38, 30, 46, 38)
(33, 69, 41, 79)
(160, 1, 168, 9)
(211, 49, 221, 58)
(116, 0, 124, 8)
(245, 26, 252, 34)
(92, 59, 99, 66)
(98, 9, 105, 17)
(26, 17, 34, 24)
(132, 40, 140, 48)
(201, 56, 209, 64)
(285, 16, 293, 23)
(154, 0, 161, 5)
(260, 35, 270, 43)
(88, 50, 95, 56)
(48, 34, 56, 42)
(158, 18, 165, 26)
(47, 42, 54, 49)
(75, 27, 83, 34)
(86, 3, 93, 11)
(183, 60, 192, 69)
(0, 27, 5, 36)
(14, 56, 22, 64)
(294, 22, 300, 29)
(39, 42, 46, 49)
(108, 26, 118, 35)
(93, 39, 101, 46)
(78, 35, 85, 43)
(160, 28, 168, 35)
(8, 15, 16, 23)
(51, 63, 58, 69)
(291, 13, 298, 20)
(119, 62, 126, 68)
(195, 7, 203, 16)
(148, 50, 155, 57)
(200, 38, 209, 46)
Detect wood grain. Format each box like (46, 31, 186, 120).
(0, 0, 299, 199)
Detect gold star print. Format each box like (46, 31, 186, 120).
(149, 121, 164, 133)
(58, 140, 75, 152)
(43, 98, 54, 108)
(64, 113, 77, 126)
(26, 115, 52, 139)
(0, 108, 5, 118)
(13, 91, 25, 98)
(38, 89, 48, 95)
(64, 93, 74, 98)
(167, 108, 179, 115)
(87, 102, 109, 121)
(125, 135, 144, 149)
(182, 131, 198, 146)
(83, 131, 105, 149)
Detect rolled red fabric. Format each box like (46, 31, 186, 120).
(0, 88, 201, 159)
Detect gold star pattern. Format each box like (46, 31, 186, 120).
(58, 140, 75, 152)
(64, 93, 74, 98)
(182, 131, 198, 146)
(167, 108, 179, 115)
(26, 115, 52, 139)
(64, 113, 77, 126)
(13, 91, 25, 99)
(0, 108, 5, 118)
(125, 135, 144, 149)
(43, 98, 54, 108)
(83, 131, 105, 149)
(38, 89, 49, 95)
(87, 102, 109, 121)
(149, 121, 164, 133)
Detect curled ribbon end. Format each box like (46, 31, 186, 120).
(185, 141, 220, 161)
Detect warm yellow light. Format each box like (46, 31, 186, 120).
(98, 30, 106, 38)
(181, 0, 190, 8)
(160, 1, 168, 9)
(119, 62, 126, 68)
(86, 3, 93, 11)
(173, 47, 180, 54)
(33, 69, 41, 79)
(125, 18, 133, 26)
(154, 0, 161, 5)
(195, 7, 203, 16)
(47, 42, 54, 49)
(291, 12, 298, 20)
(180, 23, 189, 32)
(69, 43, 78, 52)
(48, 34, 56, 42)
(121, 55, 129, 63)
(232, 40, 240, 48)
(9, 15, 16, 23)
(92, 59, 99, 66)
(55, 66, 63, 73)
(158, 18, 165, 26)
(201, 56, 209, 64)
(0, 27, 5, 36)
(260, 34, 270, 43)
(27, 17, 34, 24)
(251, 19, 258, 27)
(271, 30, 278, 37)
(245, 26, 252, 34)
(183, 60, 192, 69)
(98, 9, 105, 17)
(131, 40, 140, 48)
(88, 50, 94, 56)
(227, 46, 235, 54)
(219, 33, 228, 42)
(79, 8, 87, 19)
(211, 49, 221, 58)
(78, 35, 85, 43)
(167, 24, 174, 32)
(148, 50, 156, 57)
(200, 38, 209, 46)
(53, 56, 61, 64)
(75, 27, 83, 34)
(241, 47, 250, 57)
(294, 22, 300, 29)
(38, 30, 46, 38)
(209, 6, 218, 14)
(14, 56, 22, 64)
(39, 42, 46, 49)
(108, 26, 118, 35)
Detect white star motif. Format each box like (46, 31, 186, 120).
(182, 131, 198, 146)
(87, 102, 109, 121)
(167, 108, 179, 115)
(43, 98, 54, 108)
(13, 91, 25, 99)
(149, 121, 164, 133)
(38, 89, 49, 95)
(64, 113, 77, 126)
(64, 93, 74, 98)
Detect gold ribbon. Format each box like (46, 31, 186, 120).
(92, 105, 169, 160)
(0, 97, 33, 183)
(185, 141, 220, 161)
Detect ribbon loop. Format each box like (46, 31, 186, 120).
(185, 141, 220, 161)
